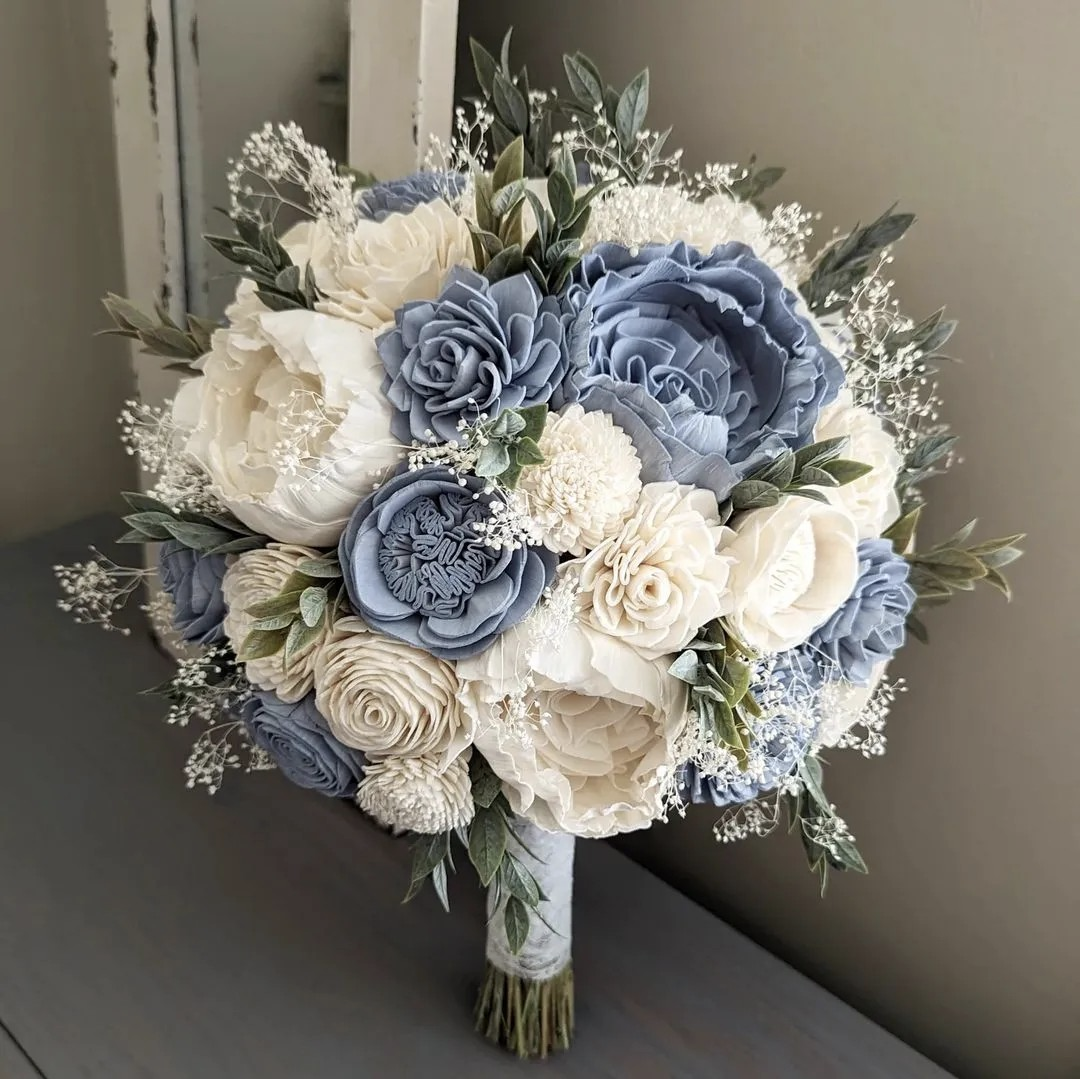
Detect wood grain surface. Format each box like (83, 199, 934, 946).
(0, 520, 951, 1078)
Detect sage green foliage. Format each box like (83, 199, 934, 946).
(669, 621, 762, 769)
(238, 555, 346, 665)
(726, 154, 786, 208)
(785, 755, 868, 897)
(473, 404, 548, 490)
(100, 294, 219, 370)
(404, 754, 547, 956)
(801, 205, 916, 314)
(720, 437, 873, 523)
(205, 214, 318, 313)
(117, 491, 267, 556)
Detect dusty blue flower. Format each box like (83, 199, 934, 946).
(339, 464, 556, 660)
(157, 540, 227, 645)
(564, 241, 844, 500)
(378, 268, 572, 443)
(240, 690, 365, 797)
(802, 539, 915, 685)
(356, 170, 465, 221)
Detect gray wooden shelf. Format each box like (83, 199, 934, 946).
(0, 519, 950, 1078)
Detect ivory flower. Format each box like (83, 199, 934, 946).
(315, 197, 473, 330)
(813, 389, 903, 539)
(355, 753, 475, 835)
(572, 482, 734, 658)
(723, 498, 860, 654)
(175, 308, 402, 546)
(313, 617, 476, 767)
(518, 404, 642, 555)
(458, 622, 687, 838)
(222, 544, 329, 702)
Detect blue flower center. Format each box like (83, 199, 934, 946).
(377, 492, 496, 618)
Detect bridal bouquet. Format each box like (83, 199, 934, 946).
(58, 32, 1022, 1058)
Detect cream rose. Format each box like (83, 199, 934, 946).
(175, 307, 402, 546)
(315, 198, 473, 330)
(313, 617, 475, 767)
(723, 497, 860, 654)
(356, 753, 475, 835)
(813, 389, 902, 539)
(571, 482, 734, 659)
(222, 544, 328, 702)
(458, 622, 687, 838)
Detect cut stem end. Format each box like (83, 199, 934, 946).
(475, 961, 574, 1059)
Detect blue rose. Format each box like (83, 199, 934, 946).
(564, 241, 844, 500)
(157, 540, 227, 645)
(339, 464, 556, 660)
(356, 170, 465, 222)
(801, 539, 915, 685)
(240, 690, 365, 797)
(378, 268, 572, 443)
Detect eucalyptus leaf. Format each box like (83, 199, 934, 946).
(468, 806, 508, 887)
(503, 895, 530, 955)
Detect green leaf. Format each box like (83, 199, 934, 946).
(615, 69, 649, 145)
(491, 180, 526, 219)
(239, 627, 288, 662)
(563, 52, 603, 106)
(547, 170, 575, 225)
(275, 265, 300, 294)
(906, 433, 958, 472)
(501, 853, 541, 907)
(799, 465, 840, 489)
(725, 658, 752, 705)
(755, 452, 796, 489)
(284, 617, 323, 664)
(821, 458, 874, 485)
(731, 480, 780, 511)
(668, 649, 704, 684)
(403, 832, 448, 903)
(121, 491, 172, 515)
(122, 511, 176, 540)
(883, 506, 922, 553)
(251, 612, 296, 632)
(514, 436, 544, 466)
(492, 136, 525, 192)
(299, 586, 327, 628)
(503, 895, 530, 956)
(296, 557, 342, 579)
(475, 441, 511, 478)
(798, 755, 828, 811)
(468, 806, 508, 887)
(517, 404, 548, 445)
(470, 37, 498, 97)
(430, 860, 451, 913)
(793, 437, 848, 473)
(906, 612, 929, 644)
(103, 293, 156, 333)
(482, 245, 524, 283)
(492, 71, 528, 134)
(247, 591, 304, 620)
(469, 753, 503, 810)
(255, 290, 305, 313)
(206, 535, 267, 556)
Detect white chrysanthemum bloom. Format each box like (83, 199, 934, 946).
(570, 482, 735, 659)
(314, 198, 473, 330)
(518, 404, 642, 555)
(723, 498, 860, 654)
(814, 661, 889, 748)
(813, 388, 903, 540)
(221, 544, 329, 702)
(458, 622, 687, 838)
(356, 752, 475, 835)
(174, 306, 402, 546)
(314, 617, 476, 767)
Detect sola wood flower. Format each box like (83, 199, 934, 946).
(222, 544, 330, 702)
(517, 404, 642, 556)
(313, 617, 476, 766)
(356, 752, 474, 834)
(570, 481, 734, 659)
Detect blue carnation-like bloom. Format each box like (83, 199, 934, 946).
(564, 241, 844, 501)
(801, 538, 915, 686)
(157, 540, 227, 645)
(339, 464, 556, 660)
(378, 267, 573, 443)
(356, 170, 465, 222)
(240, 690, 365, 798)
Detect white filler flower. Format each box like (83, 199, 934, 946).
(813, 388, 903, 540)
(459, 622, 687, 838)
(518, 404, 642, 555)
(571, 482, 734, 659)
(314, 617, 476, 768)
(723, 498, 860, 654)
(174, 307, 401, 546)
(222, 544, 329, 702)
(356, 753, 475, 835)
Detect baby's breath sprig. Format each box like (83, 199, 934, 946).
(54, 550, 154, 635)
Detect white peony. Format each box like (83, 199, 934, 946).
(314, 198, 473, 330)
(313, 617, 476, 768)
(570, 482, 734, 659)
(723, 497, 860, 654)
(518, 404, 642, 555)
(458, 622, 687, 838)
(813, 389, 903, 540)
(814, 661, 889, 748)
(356, 753, 475, 835)
(174, 307, 402, 546)
(221, 544, 328, 702)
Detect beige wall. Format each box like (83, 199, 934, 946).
(0, 1, 134, 541)
(458, 3, 1078, 1076)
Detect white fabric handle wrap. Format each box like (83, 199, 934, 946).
(486, 818, 575, 981)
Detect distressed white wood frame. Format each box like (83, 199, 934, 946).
(348, 0, 460, 175)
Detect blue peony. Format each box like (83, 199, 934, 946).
(157, 540, 227, 645)
(356, 170, 465, 222)
(339, 464, 556, 660)
(564, 241, 844, 501)
(240, 690, 365, 797)
(378, 268, 573, 444)
(801, 538, 915, 685)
